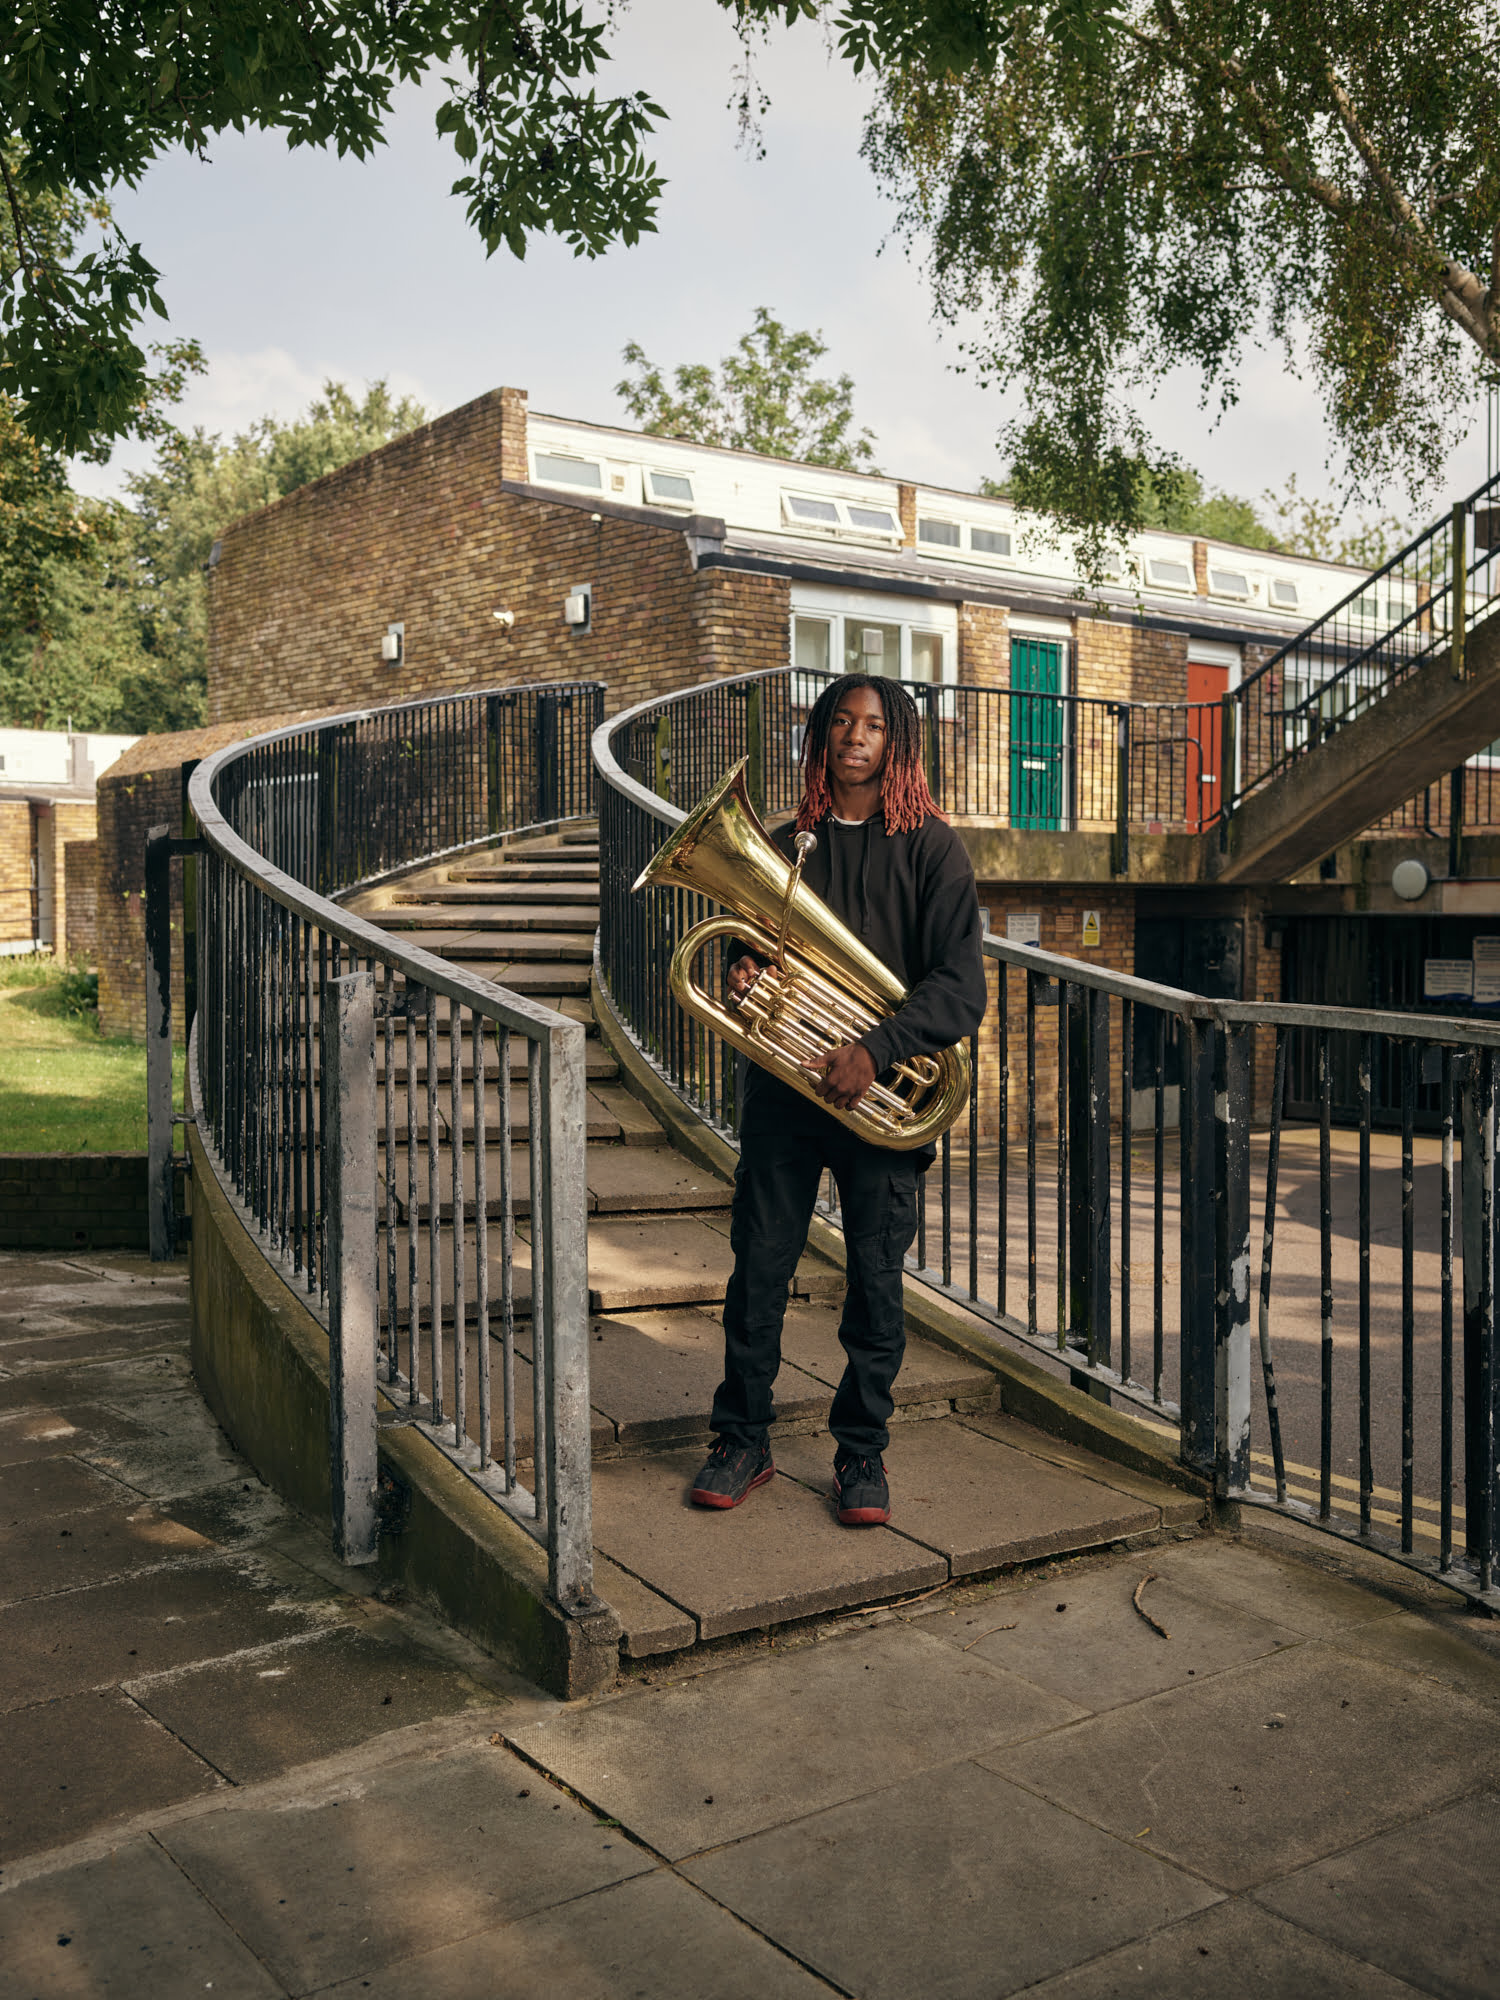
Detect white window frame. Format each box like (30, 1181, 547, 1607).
(531, 449, 604, 492)
(967, 524, 1014, 562)
(1145, 555, 1196, 594)
(1270, 577, 1302, 610)
(917, 516, 962, 550)
(781, 491, 903, 543)
(1207, 565, 1254, 601)
(786, 586, 959, 701)
(646, 467, 695, 509)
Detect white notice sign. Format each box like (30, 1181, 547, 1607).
(1007, 911, 1042, 946)
(1425, 959, 1473, 1000)
(1473, 937, 1500, 1005)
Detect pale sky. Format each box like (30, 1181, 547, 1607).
(74, 0, 1493, 520)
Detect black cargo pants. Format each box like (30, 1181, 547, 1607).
(710, 1073, 927, 1458)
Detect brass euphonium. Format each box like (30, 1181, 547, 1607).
(632, 760, 971, 1150)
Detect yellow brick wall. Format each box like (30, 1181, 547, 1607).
(0, 800, 32, 946)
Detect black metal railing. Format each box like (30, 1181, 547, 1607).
(595, 679, 1500, 1612)
(1226, 471, 1500, 815)
(177, 683, 604, 1611)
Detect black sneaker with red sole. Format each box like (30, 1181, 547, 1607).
(834, 1452, 890, 1525)
(690, 1436, 775, 1509)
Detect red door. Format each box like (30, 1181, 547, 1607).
(1186, 661, 1228, 831)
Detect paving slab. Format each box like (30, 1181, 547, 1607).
(1255, 1789, 1500, 2000)
(683, 1758, 1219, 2000)
(77, 1395, 254, 1501)
(320, 1867, 834, 2000)
(0, 1352, 192, 1412)
(160, 1741, 650, 1996)
(508, 1622, 1083, 1858)
(0, 1688, 220, 1858)
(0, 1835, 283, 2000)
(774, 1420, 1158, 1572)
(0, 1453, 137, 1523)
(910, 1558, 1302, 1712)
(0, 1557, 339, 1711)
(959, 1410, 1205, 1526)
(590, 1449, 948, 1642)
(987, 1641, 1500, 1892)
(0, 1400, 148, 1467)
(1017, 1896, 1426, 2000)
(0, 1319, 189, 1370)
(0, 1500, 214, 1605)
(456, 959, 592, 995)
(378, 901, 599, 929)
(129, 1622, 496, 1784)
(1325, 1607, 1500, 1712)
(592, 1554, 697, 1657)
(1145, 1535, 1407, 1637)
(585, 1308, 829, 1443)
(560, 1215, 839, 1313)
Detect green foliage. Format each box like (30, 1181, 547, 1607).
(617, 307, 878, 470)
(1, 3, 668, 455)
(864, 0, 1500, 571)
(0, 378, 426, 733)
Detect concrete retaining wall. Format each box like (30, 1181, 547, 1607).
(0, 1153, 154, 1251)
(187, 1120, 620, 1697)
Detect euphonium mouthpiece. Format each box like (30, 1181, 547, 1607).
(794, 831, 817, 859)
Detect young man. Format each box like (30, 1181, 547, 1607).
(690, 674, 987, 1525)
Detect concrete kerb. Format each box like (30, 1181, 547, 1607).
(186, 1120, 621, 1699)
(590, 966, 1211, 1507)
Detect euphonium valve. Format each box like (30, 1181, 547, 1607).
(631, 760, 971, 1150)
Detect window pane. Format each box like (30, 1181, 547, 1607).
(1208, 568, 1251, 597)
(1272, 579, 1300, 607)
(786, 494, 840, 524)
(848, 505, 898, 532)
(971, 528, 1011, 556)
(918, 518, 961, 547)
(910, 632, 943, 683)
(1146, 558, 1193, 590)
(534, 452, 602, 489)
(845, 621, 902, 676)
(649, 471, 693, 503)
(793, 617, 831, 673)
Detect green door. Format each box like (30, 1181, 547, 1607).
(1010, 638, 1066, 830)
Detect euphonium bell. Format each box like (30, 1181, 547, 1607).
(631, 760, 971, 1150)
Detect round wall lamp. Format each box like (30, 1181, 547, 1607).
(1392, 857, 1430, 901)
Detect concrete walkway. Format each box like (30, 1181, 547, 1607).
(4, 1252, 1500, 1998)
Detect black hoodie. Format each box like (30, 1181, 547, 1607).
(760, 807, 987, 1076)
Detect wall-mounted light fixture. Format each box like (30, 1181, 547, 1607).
(381, 621, 405, 666)
(1392, 857, 1430, 901)
(492, 608, 515, 629)
(562, 584, 592, 633)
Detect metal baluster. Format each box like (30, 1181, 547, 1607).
(1401, 1039, 1416, 1552)
(427, 1000, 442, 1422)
(1120, 997, 1132, 1386)
(529, 1039, 547, 1526)
(1258, 1029, 1288, 1502)
(1318, 1027, 1333, 1520)
(1154, 1010, 1165, 1406)
(499, 1025, 517, 1491)
(968, 1029, 979, 1301)
(405, 999, 419, 1397)
(997, 965, 1008, 1318)
(1057, 981, 1069, 1352)
(475, 1013, 491, 1468)
(1359, 1032, 1373, 1534)
(1027, 970, 1038, 1338)
(384, 972, 397, 1381)
(452, 1003, 466, 1448)
(1440, 1048, 1454, 1571)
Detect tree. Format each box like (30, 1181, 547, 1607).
(617, 308, 879, 470)
(1, 1, 671, 455)
(863, 0, 1500, 568)
(0, 379, 426, 732)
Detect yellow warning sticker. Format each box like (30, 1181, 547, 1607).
(1081, 910, 1101, 948)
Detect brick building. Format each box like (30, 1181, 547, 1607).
(103, 385, 1483, 1132)
(0, 730, 139, 959)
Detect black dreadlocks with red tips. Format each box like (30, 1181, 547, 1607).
(795, 674, 947, 835)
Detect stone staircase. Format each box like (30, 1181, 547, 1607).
(347, 827, 1202, 1660)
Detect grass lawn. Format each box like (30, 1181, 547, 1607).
(0, 956, 185, 1154)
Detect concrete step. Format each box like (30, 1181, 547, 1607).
(445, 961, 594, 996)
(395, 882, 601, 906)
(372, 929, 594, 962)
(500, 842, 599, 866)
(378, 904, 599, 934)
(373, 1042, 617, 1085)
(385, 1213, 842, 1322)
(378, 1081, 660, 1151)
(452, 861, 599, 884)
(594, 1410, 1203, 1655)
(382, 1144, 732, 1224)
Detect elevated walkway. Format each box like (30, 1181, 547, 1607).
(346, 831, 1202, 1661)
(1216, 601, 1500, 883)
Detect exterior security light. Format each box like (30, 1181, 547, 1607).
(1392, 858, 1430, 901)
(381, 622, 404, 666)
(493, 608, 515, 629)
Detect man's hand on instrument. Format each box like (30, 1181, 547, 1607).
(805, 1041, 877, 1110)
(727, 954, 765, 1004)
